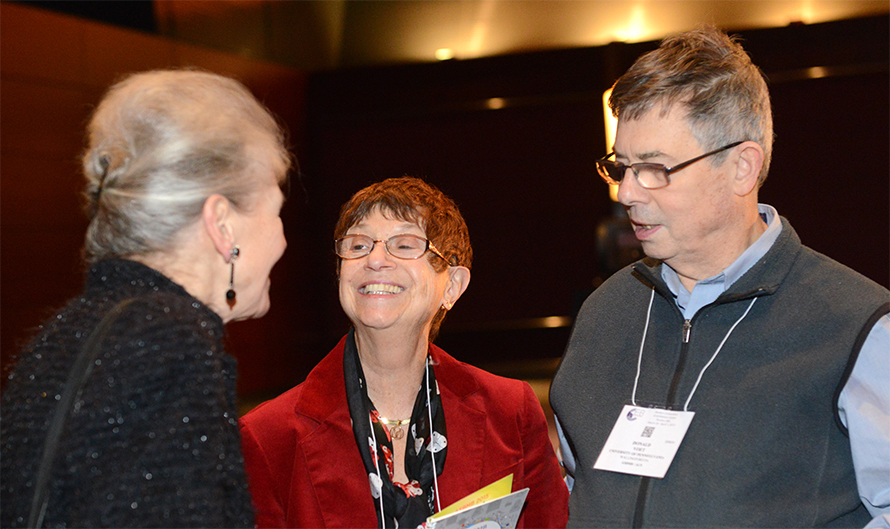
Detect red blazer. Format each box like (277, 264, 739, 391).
(240, 336, 569, 529)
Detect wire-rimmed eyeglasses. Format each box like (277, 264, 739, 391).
(596, 141, 744, 190)
(334, 234, 449, 262)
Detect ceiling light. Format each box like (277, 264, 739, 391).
(486, 97, 505, 110)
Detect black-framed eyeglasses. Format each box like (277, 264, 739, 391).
(334, 234, 449, 262)
(596, 141, 745, 190)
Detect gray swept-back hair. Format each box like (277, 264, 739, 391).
(609, 26, 773, 186)
(82, 69, 292, 263)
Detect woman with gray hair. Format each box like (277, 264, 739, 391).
(1, 69, 292, 528)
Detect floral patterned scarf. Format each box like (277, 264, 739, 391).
(343, 329, 447, 528)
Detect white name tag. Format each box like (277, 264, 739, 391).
(593, 404, 695, 479)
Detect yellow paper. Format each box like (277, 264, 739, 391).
(430, 474, 513, 520)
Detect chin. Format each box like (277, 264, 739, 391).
(236, 296, 271, 322)
(253, 298, 272, 319)
(351, 317, 394, 332)
(250, 306, 270, 319)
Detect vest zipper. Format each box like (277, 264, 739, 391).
(634, 318, 693, 527)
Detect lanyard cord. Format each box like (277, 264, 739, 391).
(632, 290, 758, 411)
(682, 297, 757, 411)
(425, 357, 442, 513)
(370, 357, 440, 528)
(631, 289, 656, 407)
(368, 418, 385, 528)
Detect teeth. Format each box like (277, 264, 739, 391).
(361, 283, 404, 295)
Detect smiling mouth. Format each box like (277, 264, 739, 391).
(360, 283, 404, 295)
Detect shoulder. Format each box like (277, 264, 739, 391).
(241, 384, 305, 431)
(769, 218, 888, 303)
(592, 261, 652, 301)
(795, 245, 888, 295)
(572, 260, 654, 329)
(432, 346, 537, 411)
(101, 294, 227, 374)
(116, 292, 223, 335)
(766, 241, 890, 322)
(241, 344, 347, 439)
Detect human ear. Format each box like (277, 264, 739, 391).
(733, 141, 764, 197)
(202, 194, 236, 262)
(441, 266, 471, 309)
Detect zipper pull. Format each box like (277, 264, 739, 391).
(682, 320, 692, 343)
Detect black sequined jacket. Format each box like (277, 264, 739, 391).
(1, 259, 254, 528)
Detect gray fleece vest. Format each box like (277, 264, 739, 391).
(551, 219, 889, 528)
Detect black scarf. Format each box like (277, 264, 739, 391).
(343, 329, 447, 528)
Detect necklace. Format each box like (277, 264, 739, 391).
(377, 416, 411, 440)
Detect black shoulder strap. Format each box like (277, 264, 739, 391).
(27, 298, 136, 528)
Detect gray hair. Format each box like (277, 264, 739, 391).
(82, 69, 292, 263)
(609, 26, 773, 186)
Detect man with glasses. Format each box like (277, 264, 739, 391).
(550, 26, 889, 528)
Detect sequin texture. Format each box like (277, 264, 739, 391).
(0, 259, 254, 528)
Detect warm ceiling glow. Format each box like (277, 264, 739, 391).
(156, 0, 889, 68)
(611, 2, 650, 43)
(465, 0, 498, 57)
(486, 97, 506, 110)
(806, 66, 829, 78)
(540, 316, 572, 328)
(602, 89, 616, 153)
(380, 1, 889, 66)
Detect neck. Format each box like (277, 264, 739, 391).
(354, 328, 429, 419)
(675, 205, 767, 292)
(130, 240, 228, 321)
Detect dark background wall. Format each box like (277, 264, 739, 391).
(299, 16, 890, 382)
(2, 4, 887, 401)
(0, 3, 312, 397)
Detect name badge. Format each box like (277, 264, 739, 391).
(593, 404, 694, 479)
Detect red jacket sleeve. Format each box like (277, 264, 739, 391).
(240, 422, 289, 528)
(516, 382, 569, 529)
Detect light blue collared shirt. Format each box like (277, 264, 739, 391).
(557, 204, 890, 528)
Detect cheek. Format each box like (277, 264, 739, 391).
(261, 221, 287, 268)
(271, 220, 286, 254)
(416, 271, 448, 304)
(337, 266, 358, 303)
(675, 186, 732, 240)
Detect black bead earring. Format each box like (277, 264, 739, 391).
(226, 246, 240, 304)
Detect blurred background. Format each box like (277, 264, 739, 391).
(2, 2, 888, 428)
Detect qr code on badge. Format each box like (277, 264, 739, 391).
(641, 426, 655, 438)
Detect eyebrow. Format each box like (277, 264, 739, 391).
(638, 151, 668, 162)
(613, 148, 667, 162)
(347, 222, 424, 235)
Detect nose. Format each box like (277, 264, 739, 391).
(365, 240, 395, 269)
(616, 167, 647, 206)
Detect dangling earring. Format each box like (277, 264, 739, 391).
(226, 246, 240, 305)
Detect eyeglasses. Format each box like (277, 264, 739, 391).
(596, 141, 744, 190)
(334, 234, 449, 262)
